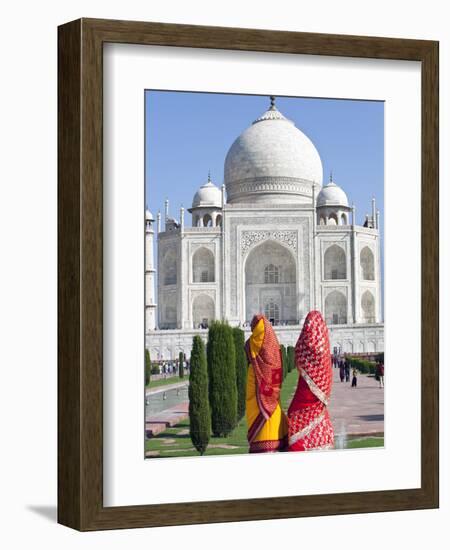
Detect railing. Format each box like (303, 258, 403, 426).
(316, 225, 351, 231)
(184, 227, 221, 233)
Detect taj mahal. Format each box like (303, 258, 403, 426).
(145, 97, 384, 360)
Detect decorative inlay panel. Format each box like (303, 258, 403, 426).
(241, 229, 297, 255)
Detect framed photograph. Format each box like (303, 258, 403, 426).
(58, 18, 439, 530)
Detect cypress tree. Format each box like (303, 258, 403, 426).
(145, 348, 151, 386)
(207, 321, 237, 437)
(232, 327, 247, 421)
(287, 346, 295, 373)
(188, 336, 210, 455)
(280, 344, 287, 381)
(179, 350, 184, 378)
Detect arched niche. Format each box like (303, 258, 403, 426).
(162, 292, 177, 328)
(361, 290, 375, 323)
(360, 246, 375, 280)
(324, 244, 346, 280)
(192, 247, 215, 283)
(162, 249, 177, 286)
(343, 339, 353, 353)
(367, 340, 376, 353)
(192, 294, 215, 328)
(324, 290, 347, 325)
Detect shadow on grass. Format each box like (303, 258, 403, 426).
(147, 420, 191, 441)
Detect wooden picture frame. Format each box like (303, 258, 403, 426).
(58, 18, 439, 531)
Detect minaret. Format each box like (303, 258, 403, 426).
(164, 199, 169, 230)
(145, 209, 157, 331)
(157, 211, 161, 234)
(371, 197, 376, 229)
(180, 205, 185, 233)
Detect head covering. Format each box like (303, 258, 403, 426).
(287, 310, 334, 451)
(245, 314, 283, 443)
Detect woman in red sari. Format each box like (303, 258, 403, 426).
(288, 310, 334, 451)
(245, 314, 288, 453)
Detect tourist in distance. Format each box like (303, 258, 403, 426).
(344, 358, 351, 383)
(351, 368, 358, 388)
(339, 358, 346, 383)
(376, 362, 384, 388)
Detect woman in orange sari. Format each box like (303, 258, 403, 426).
(288, 310, 334, 452)
(245, 314, 288, 453)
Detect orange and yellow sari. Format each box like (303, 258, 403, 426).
(245, 315, 288, 453)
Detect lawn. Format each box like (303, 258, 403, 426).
(145, 369, 384, 458)
(147, 375, 189, 389)
(346, 436, 384, 449)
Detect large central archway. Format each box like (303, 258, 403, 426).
(244, 240, 297, 325)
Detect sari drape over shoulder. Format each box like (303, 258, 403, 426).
(288, 310, 334, 452)
(245, 315, 288, 453)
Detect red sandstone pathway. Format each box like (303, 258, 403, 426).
(145, 401, 189, 437)
(146, 369, 384, 439)
(328, 369, 384, 437)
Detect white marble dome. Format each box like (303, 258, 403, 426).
(317, 180, 349, 207)
(224, 100, 323, 204)
(145, 209, 154, 221)
(192, 179, 222, 209)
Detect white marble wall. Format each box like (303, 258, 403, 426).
(146, 323, 384, 361)
(154, 204, 383, 356)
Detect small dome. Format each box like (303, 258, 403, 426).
(317, 180, 349, 207)
(145, 209, 154, 221)
(224, 98, 323, 205)
(192, 178, 222, 209)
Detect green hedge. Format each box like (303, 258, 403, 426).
(179, 350, 184, 379)
(347, 356, 376, 375)
(188, 335, 210, 455)
(280, 344, 287, 381)
(145, 349, 152, 385)
(232, 327, 247, 422)
(207, 321, 237, 437)
(150, 364, 160, 375)
(287, 346, 295, 373)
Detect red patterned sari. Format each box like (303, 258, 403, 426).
(245, 315, 288, 453)
(288, 311, 334, 452)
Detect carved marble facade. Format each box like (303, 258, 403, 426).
(146, 99, 383, 358)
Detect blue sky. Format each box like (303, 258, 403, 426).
(145, 90, 384, 309)
(145, 90, 384, 227)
